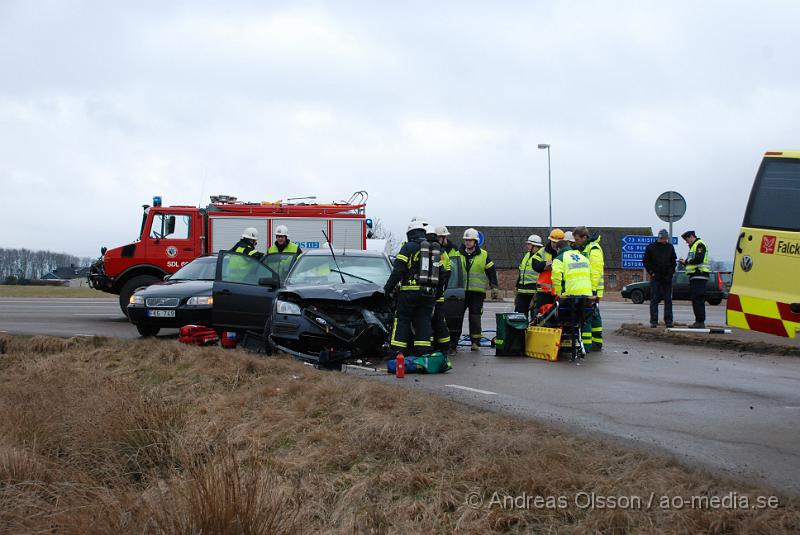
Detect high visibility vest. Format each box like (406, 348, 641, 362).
(267, 242, 300, 279)
(517, 249, 541, 294)
(552, 248, 593, 296)
(460, 249, 492, 294)
(686, 239, 710, 275)
(229, 245, 260, 282)
(582, 238, 605, 298)
(536, 248, 555, 294)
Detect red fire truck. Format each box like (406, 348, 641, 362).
(89, 192, 371, 314)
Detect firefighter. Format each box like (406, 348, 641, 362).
(457, 228, 499, 351)
(551, 231, 594, 352)
(573, 226, 604, 351)
(267, 225, 302, 280)
(230, 227, 263, 259)
(515, 234, 543, 319)
(430, 226, 453, 353)
(384, 220, 444, 356)
(531, 228, 563, 315)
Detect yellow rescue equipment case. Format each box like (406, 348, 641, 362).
(525, 326, 562, 361)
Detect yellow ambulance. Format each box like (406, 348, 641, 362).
(727, 151, 800, 337)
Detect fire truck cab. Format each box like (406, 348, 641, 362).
(90, 192, 370, 314)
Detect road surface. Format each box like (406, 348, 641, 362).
(2, 297, 799, 494)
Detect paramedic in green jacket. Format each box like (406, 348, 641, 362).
(551, 232, 594, 353)
(457, 228, 499, 351)
(573, 226, 604, 351)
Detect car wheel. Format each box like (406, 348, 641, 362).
(119, 275, 161, 316)
(136, 324, 160, 337)
(630, 289, 645, 304)
(707, 298, 722, 306)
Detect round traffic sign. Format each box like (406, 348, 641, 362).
(655, 191, 686, 223)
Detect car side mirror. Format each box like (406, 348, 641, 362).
(163, 274, 171, 281)
(258, 275, 279, 289)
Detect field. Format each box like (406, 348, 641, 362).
(0, 286, 105, 298)
(0, 335, 798, 534)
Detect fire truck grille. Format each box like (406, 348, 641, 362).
(145, 297, 180, 308)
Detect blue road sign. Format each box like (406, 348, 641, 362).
(622, 235, 678, 245)
(621, 235, 678, 269)
(621, 244, 649, 253)
(622, 259, 644, 269)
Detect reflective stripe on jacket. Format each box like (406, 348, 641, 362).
(551, 247, 593, 296)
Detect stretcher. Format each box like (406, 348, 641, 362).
(531, 296, 598, 362)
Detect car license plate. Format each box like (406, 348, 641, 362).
(147, 309, 176, 318)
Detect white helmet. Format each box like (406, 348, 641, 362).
(407, 220, 426, 233)
(410, 215, 429, 228)
(527, 234, 543, 247)
(241, 227, 258, 240)
(563, 231, 575, 242)
(463, 228, 480, 241)
(435, 225, 450, 237)
(275, 225, 289, 238)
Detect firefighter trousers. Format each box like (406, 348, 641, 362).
(432, 300, 451, 351)
(390, 291, 435, 354)
(462, 291, 485, 341)
(514, 292, 535, 320)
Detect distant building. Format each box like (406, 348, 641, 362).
(445, 226, 653, 293)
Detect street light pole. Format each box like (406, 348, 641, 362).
(538, 143, 552, 231)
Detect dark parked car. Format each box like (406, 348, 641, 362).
(127, 256, 217, 336)
(620, 271, 728, 305)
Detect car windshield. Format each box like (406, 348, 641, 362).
(171, 257, 216, 281)
(286, 255, 391, 286)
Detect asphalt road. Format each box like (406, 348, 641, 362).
(2, 297, 798, 494)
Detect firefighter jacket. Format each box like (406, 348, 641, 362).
(384, 230, 446, 296)
(581, 234, 605, 298)
(458, 244, 498, 295)
(516, 248, 543, 294)
(551, 246, 593, 296)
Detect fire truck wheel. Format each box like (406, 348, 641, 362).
(136, 325, 160, 337)
(119, 275, 161, 316)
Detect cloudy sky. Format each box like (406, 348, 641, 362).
(1, 1, 798, 261)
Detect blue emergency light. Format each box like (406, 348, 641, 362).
(365, 218, 373, 228)
(153, 196, 162, 207)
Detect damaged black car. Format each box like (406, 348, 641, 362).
(269, 250, 394, 367)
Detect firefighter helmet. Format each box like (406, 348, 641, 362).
(435, 225, 450, 236)
(407, 220, 426, 233)
(241, 227, 258, 240)
(463, 228, 480, 240)
(563, 231, 575, 242)
(548, 228, 564, 242)
(527, 234, 543, 247)
(275, 225, 289, 237)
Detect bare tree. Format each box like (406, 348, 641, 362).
(369, 218, 401, 255)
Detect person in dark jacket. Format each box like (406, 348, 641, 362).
(643, 229, 677, 327)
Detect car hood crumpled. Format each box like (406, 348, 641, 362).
(280, 282, 384, 302)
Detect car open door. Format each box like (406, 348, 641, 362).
(212, 252, 281, 332)
(443, 257, 466, 346)
(263, 252, 299, 283)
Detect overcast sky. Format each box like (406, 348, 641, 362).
(2, 1, 798, 262)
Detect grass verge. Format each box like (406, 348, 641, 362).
(0, 286, 106, 298)
(0, 334, 798, 534)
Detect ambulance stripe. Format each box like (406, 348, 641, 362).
(777, 302, 800, 322)
(745, 314, 788, 337)
(727, 293, 742, 312)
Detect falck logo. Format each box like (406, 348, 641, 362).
(761, 235, 776, 254)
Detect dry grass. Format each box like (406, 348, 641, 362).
(0, 335, 798, 534)
(0, 285, 104, 298)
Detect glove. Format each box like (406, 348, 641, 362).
(491, 288, 499, 300)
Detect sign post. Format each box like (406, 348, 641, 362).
(655, 190, 687, 239)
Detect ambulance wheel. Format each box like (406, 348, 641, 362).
(119, 275, 161, 316)
(630, 289, 645, 304)
(136, 325, 160, 337)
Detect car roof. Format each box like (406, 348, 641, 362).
(298, 249, 387, 258)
